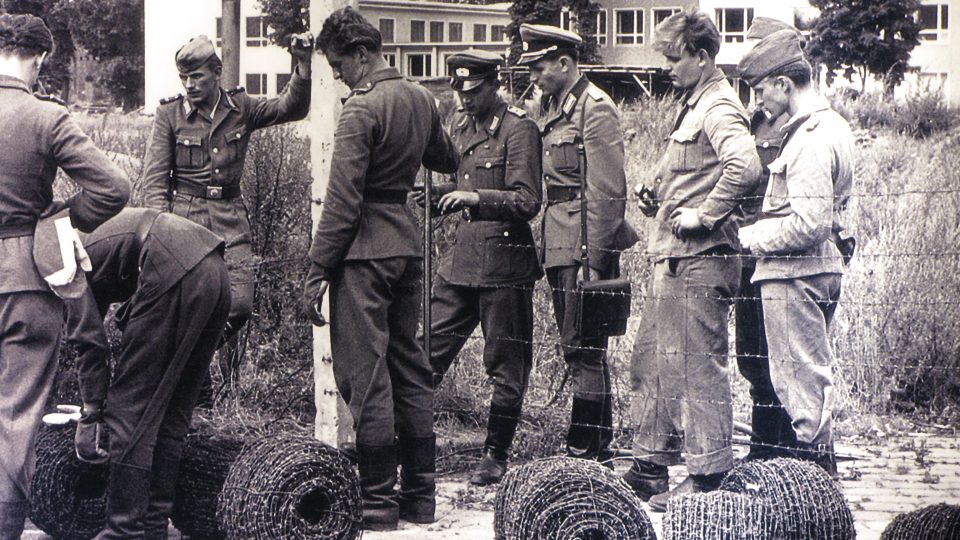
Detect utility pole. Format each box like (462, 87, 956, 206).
(310, 0, 357, 446)
(221, 0, 240, 88)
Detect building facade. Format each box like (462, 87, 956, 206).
(143, 0, 511, 113)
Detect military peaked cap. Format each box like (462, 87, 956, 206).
(175, 35, 220, 72)
(518, 24, 581, 65)
(447, 49, 503, 91)
(738, 29, 806, 87)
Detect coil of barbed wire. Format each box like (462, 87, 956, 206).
(171, 432, 246, 539)
(881, 503, 960, 539)
(663, 490, 783, 540)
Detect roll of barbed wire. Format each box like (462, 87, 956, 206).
(217, 434, 362, 540)
(881, 503, 960, 539)
(662, 490, 783, 540)
(720, 457, 855, 540)
(493, 456, 656, 540)
(171, 432, 246, 539)
(28, 426, 108, 540)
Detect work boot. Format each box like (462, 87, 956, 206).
(647, 471, 726, 512)
(356, 443, 399, 531)
(566, 397, 614, 467)
(397, 435, 436, 524)
(143, 451, 182, 539)
(797, 441, 839, 479)
(0, 501, 27, 540)
(622, 460, 668, 501)
(95, 462, 152, 539)
(470, 404, 520, 486)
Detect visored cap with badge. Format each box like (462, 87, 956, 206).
(738, 28, 807, 87)
(517, 23, 582, 65)
(175, 35, 220, 72)
(447, 49, 503, 91)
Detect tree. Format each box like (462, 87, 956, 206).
(0, 0, 75, 98)
(806, 0, 921, 94)
(59, 0, 144, 110)
(257, 0, 308, 51)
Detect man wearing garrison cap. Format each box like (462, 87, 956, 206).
(625, 9, 760, 512)
(733, 19, 805, 464)
(738, 29, 855, 478)
(0, 13, 130, 537)
(519, 23, 638, 466)
(140, 31, 313, 383)
(418, 50, 542, 486)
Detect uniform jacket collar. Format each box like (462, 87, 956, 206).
(683, 68, 727, 108)
(781, 96, 832, 135)
(0, 74, 30, 93)
(345, 67, 403, 101)
(455, 99, 508, 137)
(551, 75, 590, 119)
(183, 88, 238, 119)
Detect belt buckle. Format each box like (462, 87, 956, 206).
(206, 186, 223, 199)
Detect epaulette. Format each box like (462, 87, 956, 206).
(805, 115, 821, 132)
(35, 93, 66, 106)
(348, 80, 376, 99)
(159, 94, 183, 105)
(586, 85, 605, 101)
(226, 86, 245, 95)
(506, 105, 527, 117)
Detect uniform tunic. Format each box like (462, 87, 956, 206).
(307, 67, 459, 445)
(538, 76, 637, 402)
(630, 69, 760, 475)
(141, 72, 310, 329)
(428, 100, 542, 417)
(0, 74, 129, 505)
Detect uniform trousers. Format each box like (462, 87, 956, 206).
(759, 273, 841, 447)
(630, 252, 739, 475)
(428, 277, 534, 411)
(104, 253, 230, 469)
(0, 292, 61, 509)
(546, 263, 614, 402)
(330, 258, 434, 446)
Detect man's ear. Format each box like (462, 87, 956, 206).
(356, 45, 369, 64)
(697, 49, 709, 66)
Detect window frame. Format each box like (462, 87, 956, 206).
(410, 19, 426, 43)
(379, 18, 395, 44)
(715, 7, 754, 43)
(245, 73, 268, 95)
(449, 22, 463, 43)
(595, 10, 608, 46)
(473, 23, 487, 42)
(614, 8, 645, 46)
(918, 3, 949, 42)
(653, 7, 682, 30)
(406, 52, 433, 78)
(245, 16, 268, 47)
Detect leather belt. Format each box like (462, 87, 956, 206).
(0, 221, 36, 239)
(173, 179, 241, 200)
(546, 186, 579, 205)
(363, 188, 407, 204)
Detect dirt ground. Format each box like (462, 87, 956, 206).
(23, 425, 958, 539)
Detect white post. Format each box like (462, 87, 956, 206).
(310, 0, 357, 445)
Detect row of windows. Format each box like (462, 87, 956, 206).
(561, 7, 752, 46)
(378, 18, 508, 44)
(244, 72, 291, 96)
(216, 17, 270, 47)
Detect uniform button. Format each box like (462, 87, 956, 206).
(655, 177, 661, 184)
(212, 147, 219, 154)
(503, 231, 509, 237)
(485, 162, 492, 168)
(214, 168, 221, 174)
(468, 151, 473, 156)
(464, 173, 470, 180)
(545, 150, 551, 156)
(762, 141, 770, 148)
(235, 133, 242, 139)
(484, 145, 490, 149)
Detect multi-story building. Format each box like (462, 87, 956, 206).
(143, 0, 511, 113)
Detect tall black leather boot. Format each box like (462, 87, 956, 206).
(0, 501, 27, 540)
(95, 462, 152, 539)
(397, 435, 436, 524)
(470, 405, 521, 486)
(142, 454, 181, 539)
(355, 443, 399, 531)
(567, 397, 613, 466)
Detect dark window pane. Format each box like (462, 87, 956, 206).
(411, 20, 425, 42)
(430, 21, 444, 42)
(379, 19, 394, 43)
(450, 22, 462, 42)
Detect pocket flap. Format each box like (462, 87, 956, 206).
(669, 128, 701, 143)
(226, 127, 247, 142)
(475, 156, 506, 169)
(768, 156, 788, 174)
(551, 133, 580, 146)
(176, 135, 202, 147)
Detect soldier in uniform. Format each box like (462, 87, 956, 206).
(626, 9, 760, 512)
(735, 18, 805, 462)
(518, 24, 637, 464)
(304, 7, 458, 531)
(0, 14, 130, 538)
(418, 50, 542, 486)
(140, 32, 312, 377)
(738, 29, 855, 477)
(65, 208, 230, 539)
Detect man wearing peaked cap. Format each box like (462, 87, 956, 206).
(0, 13, 130, 537)
(418, 48, 542, 486)
(733, 19, 805, 467)
(517, 23, 582, 65)
(738, 28, 855, 479)
(521, 23, 638, 467)
(140, 29, 312, 389)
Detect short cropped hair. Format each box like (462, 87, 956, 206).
(653, 8, 721, 59)
(316, 7, 382, 55)
(0, 13, 54, 57)
(543, 47, 580, 64)
(767, 60, 813, 88)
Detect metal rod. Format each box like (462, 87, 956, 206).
(423, 170, 433, 366)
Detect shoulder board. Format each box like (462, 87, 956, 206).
(586, 85, 605, 101)
(349, 81, 377, 99)
(506, 105, 527, 118)
(35, 93, 66, 106)
(805, 115, 822, 132)
(159, 94, 183, 105)
(226, 86, 245, 95)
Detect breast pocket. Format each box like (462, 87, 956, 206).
(224, 126, 248, 164)
(549, 134, 581, 176)
(667, 128, 703, 173)
(763, 157, 789, 207)
(482, 227, 520, 278)
(175, 133, 206, 168)
(474, 155, 506, 189)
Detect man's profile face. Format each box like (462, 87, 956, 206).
(753, 76, 788, 119)
(325, 49, 364, 89)
(662, 48, 703, 91)
(456, 80, 499, 118)
(528, 58, 566, 99)
(178, 64, 221, 107)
